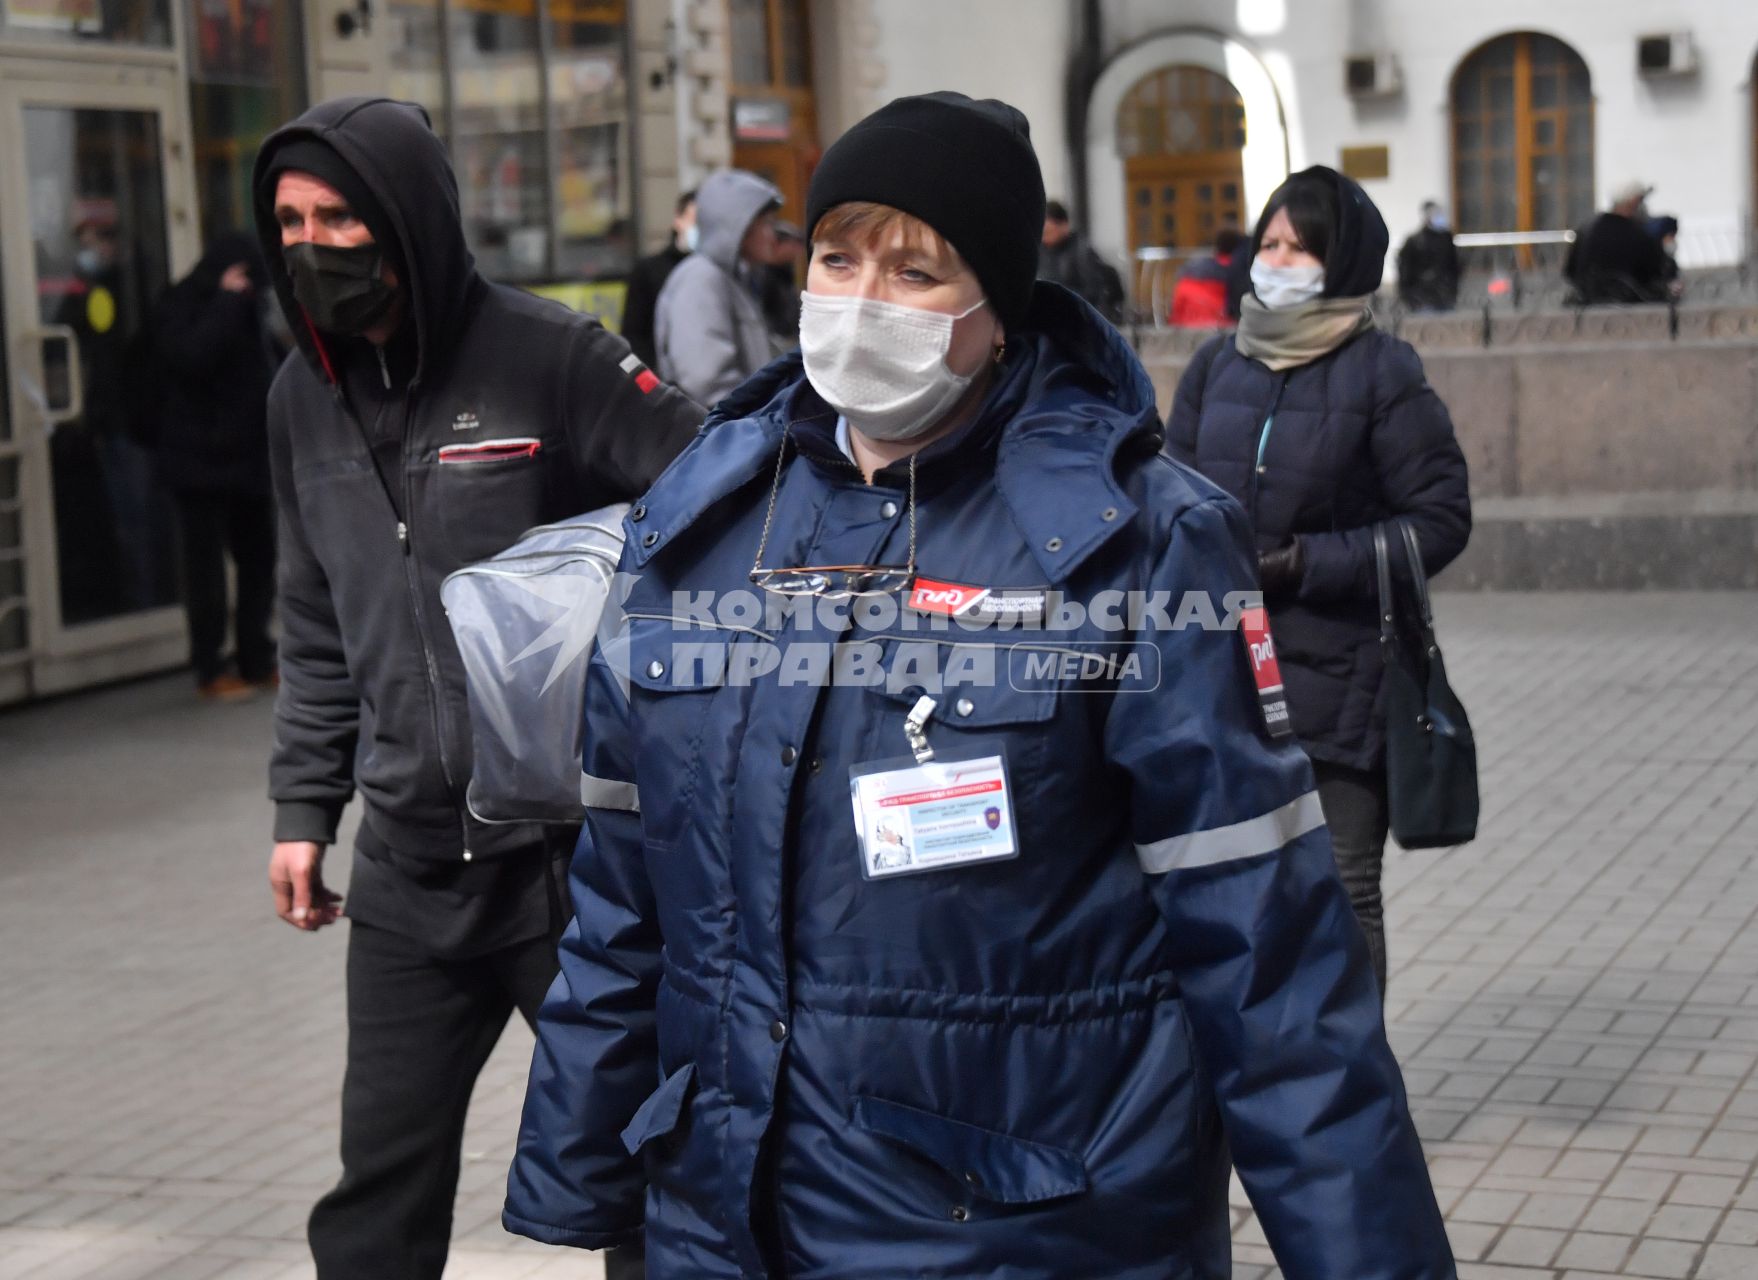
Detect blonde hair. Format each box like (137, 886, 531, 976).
(810, 201, 961, 268)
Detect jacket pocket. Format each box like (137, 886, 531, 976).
(620, 1062, 697, 1157)
(851, 1094, 1089, 1205)
(437, 437, 543, 464)
(429, 439, 553, 565)
(858, 637, 1062, 783)
(624, 615, 753, 849)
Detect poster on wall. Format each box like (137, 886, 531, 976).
(4, 0, 101, 33)
(187, 0, 277, 85)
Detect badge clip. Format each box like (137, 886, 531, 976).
(903, 695, 937, 764)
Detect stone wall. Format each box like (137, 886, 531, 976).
(1132, 306, 1758, 589)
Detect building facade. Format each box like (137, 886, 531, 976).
(855, 0, 1758, 276)
(4, 0, 1756, 701)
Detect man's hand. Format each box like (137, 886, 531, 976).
(270, 841, 343, 931)
(220, 263, 254, 294)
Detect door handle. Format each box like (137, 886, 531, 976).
(16, 325, 84, 428)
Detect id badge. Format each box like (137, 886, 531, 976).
(849, 748, 1019, 880)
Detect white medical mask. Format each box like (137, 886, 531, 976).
(682, 223, 700, 252)
(799, 292, 987, 442)
(1250, 260, 1327, 310)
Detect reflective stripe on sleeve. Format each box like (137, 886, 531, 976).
(1135, 790, 1325, 875)
(580, 772, 640, 813)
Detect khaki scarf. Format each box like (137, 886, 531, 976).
(1234, 295, 1375, 371)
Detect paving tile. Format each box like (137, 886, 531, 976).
(6, 596, 1758, 1276)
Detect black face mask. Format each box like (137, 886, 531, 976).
(282, 241, 399, 335)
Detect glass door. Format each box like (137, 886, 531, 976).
(0, 70, 196, 699)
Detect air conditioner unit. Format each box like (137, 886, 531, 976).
(1637, 32, 1698, 77)
(1345, 53, 1402, 99)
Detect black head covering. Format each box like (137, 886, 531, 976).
(251, 97, 473, 384)
(805, 91, 1046, 331)
(190, 230, 268, 293)
(1255, 165, 1390, 298)
(259, 137, 404, 274)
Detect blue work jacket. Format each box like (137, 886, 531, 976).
(504, 286, 1456, 1279)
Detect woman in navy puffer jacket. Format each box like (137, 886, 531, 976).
(1167, 166, 1471, 996)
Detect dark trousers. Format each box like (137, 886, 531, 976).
(173, 488, 276, 683)
(308, 923, 646, 1279)
(1313, 760, 1391, 1001)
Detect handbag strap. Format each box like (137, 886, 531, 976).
(1398, 521, 1435, 629)
(1377, 520, 1440, 650)
(1373, 523, 1396, 648)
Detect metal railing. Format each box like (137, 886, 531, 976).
(1127, 224, 1758, 327)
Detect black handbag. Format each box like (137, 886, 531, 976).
(1374, 521, 1479, 849)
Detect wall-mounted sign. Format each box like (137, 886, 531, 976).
(734, 97, 791, 142)
(1340, 144, 1391, 182)
(187, 0, 278, 85)
(4, 0, 100, 32)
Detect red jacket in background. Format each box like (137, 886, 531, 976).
(1170, 253, 1235, 328)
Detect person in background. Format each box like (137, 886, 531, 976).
(1038, 198, 1125, 323)
(620, 189, 695, 370)
(1170, 228, 1246, 327)
(754, 217, 806, 347)
(148, 231, 280, 700)
(1648, 215, 1684, 299)
(504, 92, 1454, 1280)
(655, 169, 784, 406)
(1565, 181, 1676, 305)
(1167, 166, 1472, 999)
(1396, 199, 1461, 313)
(252, 95, 701, 1280)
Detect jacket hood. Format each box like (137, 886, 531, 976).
(251, 96, 476, 385)
(694, 169, 782, 274)
(1294, 165, 1390, 298)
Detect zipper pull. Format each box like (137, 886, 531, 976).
(396, 520, 409, 552)
(376, 345, 391, 390)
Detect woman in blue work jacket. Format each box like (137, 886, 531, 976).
(504, 93, 1457, 1280)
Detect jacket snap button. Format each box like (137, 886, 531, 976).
(951, 1205, 970, 1222)
(880, 500, 899, 519)
(647, 660, 665, 679)
(769, 1020, 788, 1042)
(955, 698, 974, 717)
(810, 758, 824, 774)
(1101, 507, 1118, 521)
(630, 503, 646, 521)
(1045, 537, 1063, 552)
(780, 746, 797, 766)
(642, 531, 659, 548)
(462, 849, 473, 862)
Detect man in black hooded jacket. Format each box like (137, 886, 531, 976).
(252, 97, 698, 1279)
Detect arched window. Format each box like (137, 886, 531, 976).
(1117, 66, 1246, 252)
(1451, 32, 1594, 232)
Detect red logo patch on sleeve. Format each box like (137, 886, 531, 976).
(620, 353, 661, 394)
(1241, 606, 1293, 737)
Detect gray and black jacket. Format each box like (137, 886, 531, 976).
(254, 97, 702, 864)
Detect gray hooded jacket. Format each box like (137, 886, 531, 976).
(654, 169, 782, 407)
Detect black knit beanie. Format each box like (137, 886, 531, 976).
(258, 137, 405, 273)
(806, 91, 1046, 331)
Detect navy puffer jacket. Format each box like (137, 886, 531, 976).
(504, 285, 1454, 1278)
(1166, 329, 1471, 770)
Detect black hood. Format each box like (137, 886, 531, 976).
(190, 230, 267, 294)
(251, 96, 476, 385)
(1294, 164, 1390, 298)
